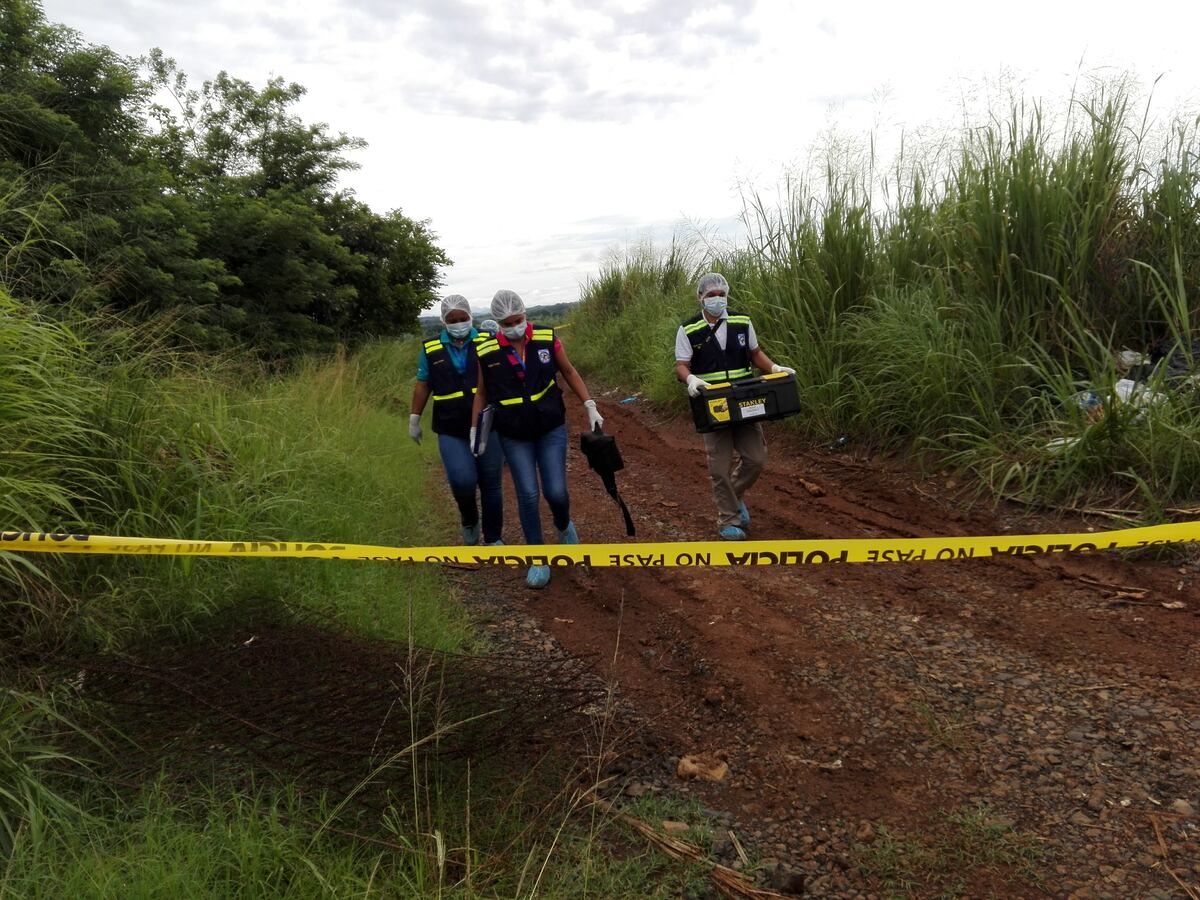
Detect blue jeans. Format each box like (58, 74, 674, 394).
(499, 425, 570, 544)
(438, 432, 504, 543)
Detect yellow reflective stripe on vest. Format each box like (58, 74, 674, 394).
(694, 368, 754, 383)
(423, 339, 442, 353)
(683, 320, 710, 335)
(477, 341, 500, 356)
(532, 329, 554, 341)
(497, 377, 557, 406)
(431, 387, 478, 402)
(727, 315, 751, 325)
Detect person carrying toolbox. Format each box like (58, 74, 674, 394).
(409, 294, 504, 546)
(675, 272, 795, 540)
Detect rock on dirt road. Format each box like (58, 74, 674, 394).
(454, 393, 1200, 898)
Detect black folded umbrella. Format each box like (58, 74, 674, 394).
(579, 424, 635, 537)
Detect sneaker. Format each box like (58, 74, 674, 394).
(483, 538, 504, 546)
(718, 525, 747, 541)
(738, 501, 750, 529)
(462, 523, 481, 545)
(526, 564, 551, 589)
(556, 521, 580, 544)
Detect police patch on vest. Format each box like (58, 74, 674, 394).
(738, 333, 747, 347)
(538, 348, 551, 364)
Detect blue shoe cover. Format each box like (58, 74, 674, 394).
(718, 525, 747, 541)
(526, 564, 551, 589)
(738, 502, 750, 528)
(462, 523, 481, 545)
(556, 522, 580, 544)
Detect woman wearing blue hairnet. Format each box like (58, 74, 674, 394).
(410, 295, 504, 546)
(470, 289, 603, 589)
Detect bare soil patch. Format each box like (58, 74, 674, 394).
(468, 393, 1200, 898)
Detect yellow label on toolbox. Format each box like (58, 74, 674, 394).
(708, 397, 730, 422)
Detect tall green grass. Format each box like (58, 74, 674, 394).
(0, 294, 466, 652)
(0, 774, 703, 898)
(1, 295, 471, 864)
(571, 86, 1200, 510)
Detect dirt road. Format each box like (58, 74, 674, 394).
(468, 393, 1200, 898)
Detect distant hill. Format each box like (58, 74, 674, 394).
(418, 302, 577, 338)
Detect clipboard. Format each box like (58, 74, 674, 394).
(473, 405, 495, 456)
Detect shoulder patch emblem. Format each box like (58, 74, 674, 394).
(738, 333, 747, 347)
(538, 348, 551, 364)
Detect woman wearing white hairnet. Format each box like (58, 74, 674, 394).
(410, 295, 504, 545)
(470, 289, 603, 589)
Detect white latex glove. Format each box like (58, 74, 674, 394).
(583, 399, 604, 431)
(685, 374, 706, 397)
(469, 425, 480, 457)
(771, 364, 796, 376)
(408, 413, 423, 444)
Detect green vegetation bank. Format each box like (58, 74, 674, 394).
(572, 90, 1200, 512)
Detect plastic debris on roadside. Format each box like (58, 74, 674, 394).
(1113, 378, 1166, 408)
(1046, 339, 1197, 454)
(1069, 390, 1104, 423)
(1116, 350, 1148, 373)
(1045, 436, 1081, 454)
(1049, 371, 1174, 453)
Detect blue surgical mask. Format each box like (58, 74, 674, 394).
(446, 321, 472, 339)
(702, 296, 728, 316)
(500, 320, 526, 341)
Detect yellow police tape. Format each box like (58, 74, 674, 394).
(1, 521, 1197, 567)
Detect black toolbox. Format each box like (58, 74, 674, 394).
(689, 372, 801, 433)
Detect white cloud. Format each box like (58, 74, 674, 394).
(39, 0, 1200, 309)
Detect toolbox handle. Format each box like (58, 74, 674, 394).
(705, 371, 793, 391)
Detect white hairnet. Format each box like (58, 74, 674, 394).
(439, 294, 472, 322)
(696, 272, 730, 299)
(480, 319, 500, 333)
(491, 289, 526, 320)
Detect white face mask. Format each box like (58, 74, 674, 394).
(445, 321, 472, 339)
(702, 295, 728, 316)
(500, 320, 526, 340)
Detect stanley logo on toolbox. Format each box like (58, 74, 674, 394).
(1, 521, 1197, 567)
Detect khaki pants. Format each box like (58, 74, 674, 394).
(701, 422, 767, 527)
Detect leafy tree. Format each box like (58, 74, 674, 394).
(323, 193, 450, 340)
(0, 1, 448, 357)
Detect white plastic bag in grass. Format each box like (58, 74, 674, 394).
(1114, 378, 1166, 408)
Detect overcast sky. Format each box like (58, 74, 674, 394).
(43, 0, 1200, 312)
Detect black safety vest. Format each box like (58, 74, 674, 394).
(476, 325, 565, 439)
(423, 333, 487, 438)
(681, 310, 755, 383)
